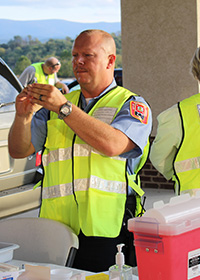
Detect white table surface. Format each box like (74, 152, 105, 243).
(8, 259, 92, 275)
(8, 259, 139, 279)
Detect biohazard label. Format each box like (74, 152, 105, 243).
(188, 249, 200, 279)
(130, 101, 149, 124)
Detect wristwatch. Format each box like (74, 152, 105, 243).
(58, 101, 72, 119)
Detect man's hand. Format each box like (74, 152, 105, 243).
(15, 87, 40, 117)
(61, 83, 69, 94)
(9, 86, 37, 159)
(27, 83, 67, 114)
(55, 81, 69, 94)
(26, 83, 136, 157)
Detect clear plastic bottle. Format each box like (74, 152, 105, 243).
(109, 244, 132, 280)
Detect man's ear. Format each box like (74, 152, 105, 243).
(107, 54, 116, 69)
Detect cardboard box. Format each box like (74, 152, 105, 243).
(128, 192, 200, 280)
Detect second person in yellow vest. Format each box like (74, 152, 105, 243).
(19, 57, 69, 93)
(150, 47, 200, 195)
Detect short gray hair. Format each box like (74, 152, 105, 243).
(75, 29, 116, 56)
(191, 47, 200, 81)
(45, 57, 59, 67)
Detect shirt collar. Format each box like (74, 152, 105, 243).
(81, 79, 117, 109)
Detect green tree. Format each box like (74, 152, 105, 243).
(7, 36, 24, 49)
(60, 49, 72, 60)
(0, 33, 122, 78)
(111, 32, 121, 55)
(59, 60, 73, 78)
(115, 54, 122, 69)
(0, 47, 5, 56)
(14, 55, 32, 75)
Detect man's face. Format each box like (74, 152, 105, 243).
(72, 33, 109, 88)
(49, 64, 61, 74)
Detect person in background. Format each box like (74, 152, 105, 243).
(150, 47, 200, 196)
(8, 29, 152, 272)
(19, 57, 69, 94)
(19, 57, 69, 174)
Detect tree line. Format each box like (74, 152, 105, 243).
(0, 33, 122, 78)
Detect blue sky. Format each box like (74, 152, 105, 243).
(0, 0, 121, 23)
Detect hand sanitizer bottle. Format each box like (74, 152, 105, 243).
(109, 244, 132, 280)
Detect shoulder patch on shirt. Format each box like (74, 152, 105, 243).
(130, 101, 149, 124)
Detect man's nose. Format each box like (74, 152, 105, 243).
(76, 55, 85, 64)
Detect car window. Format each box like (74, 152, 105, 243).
(0, 75, 17, 113)
(69, 84, 81, 93)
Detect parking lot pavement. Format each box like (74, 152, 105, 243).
(143, 188, 176, 210)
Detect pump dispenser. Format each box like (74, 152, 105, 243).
(109, 244, 132, 280)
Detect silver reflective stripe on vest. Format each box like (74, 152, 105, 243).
(89, 175, 126, 194)
(42, 182, 73, 199)
(43, 147, 72, 166)
(175, 157, 200, 173)
(42, 175, 126, 199)
(43, 144, 126, 166)
(74, 144, 92, 157)
(43, 144, 91, 167)
(92, 107, 118, 124)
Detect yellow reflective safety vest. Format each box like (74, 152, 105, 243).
(39, 86, 149, 237)
(32, 62, 55, 85)
(173, 93, 200, 194)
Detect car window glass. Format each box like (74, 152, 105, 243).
(0, 75, 17, 113)
(69, 84, 80, 93)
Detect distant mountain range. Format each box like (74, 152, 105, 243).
(0, 19, 121, 43)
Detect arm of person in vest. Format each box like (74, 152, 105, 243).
(54, 74, 69, 94)
(18, 82, 136, 157)
(44, 58, 69, 94)
(8, 86, 37, 158)
(8, 82, 136, 158)
(19, 66, 36, 87)
(54, 80, 69, 94)
(150, 46, 200, 181)
(149, 104, 182, 180)
(54, 73, 69, 94)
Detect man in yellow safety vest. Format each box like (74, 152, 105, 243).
(19, 57, 69, 93)
(150, 47, 200, 195)
(8, 29, 152, 272)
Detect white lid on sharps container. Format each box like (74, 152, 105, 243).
(144, 192, 200, 224)
(128, 191, 200, 236)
